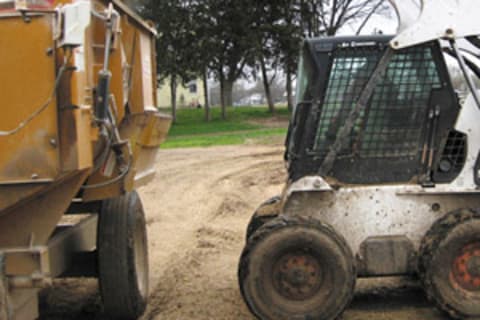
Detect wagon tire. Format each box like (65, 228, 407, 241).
(98, 191, 149, 319)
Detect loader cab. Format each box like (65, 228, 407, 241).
(287, 35, 465, 186)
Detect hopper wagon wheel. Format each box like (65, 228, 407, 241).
(238, 216, 356, 320)
(245, 195, 282, 241)
(98, 191, 149, 319)
(418, 209, 480, 319)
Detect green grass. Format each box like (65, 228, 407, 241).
(160, 106, 291, 148)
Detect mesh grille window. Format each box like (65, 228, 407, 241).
(313, 46, 442, 159)
(439, 130, 467, 173)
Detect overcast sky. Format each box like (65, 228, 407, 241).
(340, 0, 424, 36)
(343, 14, 398, 36)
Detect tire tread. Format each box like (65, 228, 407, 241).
(98, 191, 148, 319)
(239, 215, 356, 320)
(418, 208, 480, 320)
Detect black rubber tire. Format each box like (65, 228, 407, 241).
(98, 191, 149, 320)
(239, 216, 356, 320)
(245, 195, 281, 241)
(418, 208, 480, 320)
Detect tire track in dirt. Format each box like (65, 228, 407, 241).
(141, 146, 448, 320)
(141, 146, 286, 320)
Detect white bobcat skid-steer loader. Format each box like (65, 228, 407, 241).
(238, 1, 480, 319)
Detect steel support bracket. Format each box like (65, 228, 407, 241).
(3, 247, 51, 289)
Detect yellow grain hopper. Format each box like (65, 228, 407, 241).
(0, 0, 171, 319)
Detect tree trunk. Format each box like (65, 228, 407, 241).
(219, 70, 227, 120)
(203, 68, 211, 122)
(170, 74, 177, 123)
(222, 79, 234, 108)
(260, 56, 275, 114)
(286, 69, 294, 112)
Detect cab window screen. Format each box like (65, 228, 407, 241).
(313, 45, 442, 159)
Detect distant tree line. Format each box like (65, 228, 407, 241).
(127, 0, 389, 122)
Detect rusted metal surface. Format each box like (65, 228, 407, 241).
(272, 252, 323, 301)
(451, 242, 480, 292)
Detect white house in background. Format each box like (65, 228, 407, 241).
(157, 78, 206, 108)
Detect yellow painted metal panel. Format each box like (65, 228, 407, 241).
(0, 1, 169, 222)
(0, 170, 90, 247)
(0, 15, 59, 182)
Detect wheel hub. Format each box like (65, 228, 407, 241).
(451, 243, 480, 292)
(134, 210, 148, 298)
(467, 256, 480, 278)
(273, 252, 323, 300)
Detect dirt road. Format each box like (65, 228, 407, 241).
(39, 145, 449, 320)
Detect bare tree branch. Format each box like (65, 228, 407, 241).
(356, 0, 386, 35)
